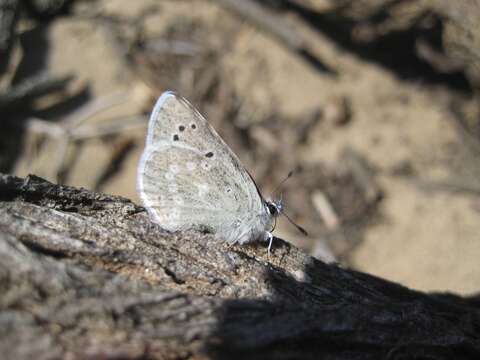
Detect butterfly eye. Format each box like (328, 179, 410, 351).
(190, 123, 197, 130)
(179, 125, 185, 132)
(267, 202, 278, 215)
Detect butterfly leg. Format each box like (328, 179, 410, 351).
(264, 231, 274, 258)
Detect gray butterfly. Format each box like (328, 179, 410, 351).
(137, 91, 304, 255)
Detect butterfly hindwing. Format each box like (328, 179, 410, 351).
(137, 92, 269, 240)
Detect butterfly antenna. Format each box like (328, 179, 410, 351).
(281, 210, 308, 236)
(271, 215, 277, 232)
(270, 170, 294, 198)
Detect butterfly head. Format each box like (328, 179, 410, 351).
(265, 197, 308, 236)
(265, 198, 283, 217)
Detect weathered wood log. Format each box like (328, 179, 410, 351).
(1, 173, 479, 359)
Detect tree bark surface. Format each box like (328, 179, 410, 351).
(1, 173, 479, 359)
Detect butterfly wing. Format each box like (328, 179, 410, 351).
(137, 91, 270, 243)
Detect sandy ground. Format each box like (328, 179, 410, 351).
(11, 0, 480, 294)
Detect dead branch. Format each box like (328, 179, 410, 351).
(214, 0, 336, 74)
(0, 72, 73, 113)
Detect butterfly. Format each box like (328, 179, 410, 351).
(137, 91, 306, 256)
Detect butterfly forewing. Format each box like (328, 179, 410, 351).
(137, 92, 265, 236)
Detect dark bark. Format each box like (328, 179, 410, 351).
(0, 173, 479, 359)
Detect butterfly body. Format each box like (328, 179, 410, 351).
(137, 91, 278, 249)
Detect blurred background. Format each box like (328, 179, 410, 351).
(2, 0, 480, 294)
